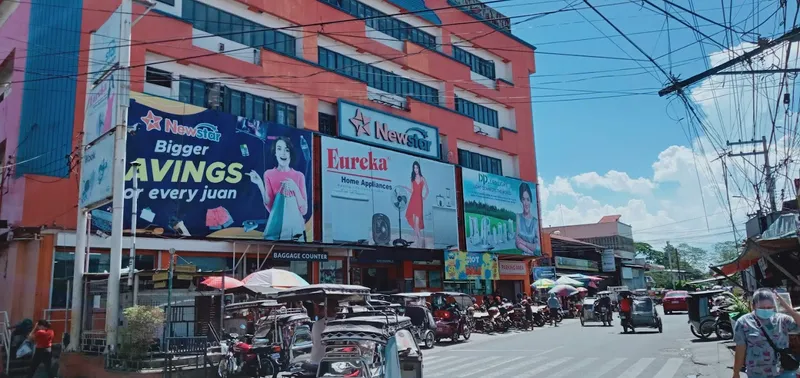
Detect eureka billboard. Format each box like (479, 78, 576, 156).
(462, 169, 542, 256)
(89, 93, 314, 241)
(321, 137, 458, 249)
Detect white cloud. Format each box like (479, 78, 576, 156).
(572, 171, 656, 195)
(540, 41, 800, 250)
(549, 176, 579, 197)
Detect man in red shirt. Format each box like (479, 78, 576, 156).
(618, 293, 634, 331)
(27, 320, 54, 378)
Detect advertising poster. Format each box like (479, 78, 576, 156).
(91, 93, 314, 241)
(498, 260, 526, 276)
(602, 249, 616, 272)
(321, 137, 458, 249)
(84, 3, 126, 143)
(84, 75, 118, 144)
(444, 251, 499, 280)
(462, 169, 541, 256)
(555, 256, 599, 272)
(78, 132, 114, 208)
(532, 266, 556, 281)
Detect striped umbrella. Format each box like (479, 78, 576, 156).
(531, 279, 556, 289)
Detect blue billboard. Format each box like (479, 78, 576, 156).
(90, 94, 313, 241)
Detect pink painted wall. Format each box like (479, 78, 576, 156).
(0, 0, 30, 226)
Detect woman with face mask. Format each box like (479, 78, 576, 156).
(733, 288, 800, 378)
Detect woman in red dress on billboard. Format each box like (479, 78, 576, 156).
(400, 161, 428, 248)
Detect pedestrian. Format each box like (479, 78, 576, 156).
(27, 320, 54, 378)
(547, 293, 560, 327)
(732, 288, 800, 378)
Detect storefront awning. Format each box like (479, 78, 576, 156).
(711, 235, 798, 276)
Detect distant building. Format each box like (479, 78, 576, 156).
(543, 215, 647, 289)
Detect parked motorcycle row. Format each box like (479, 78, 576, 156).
(471, 302, 563, 334)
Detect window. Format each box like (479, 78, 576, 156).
(318, 47, 439, 106)
(182, 0, 297, 57)
(145, 67, 173, 88)
(458, 148, 502, 175)
(413, 270, 427, 288)
(156, 0, 175, 5)
(320, 260, 344, 284)
(51, 252, 154, 308)
(320, 0, 436, 49)
(453, 46, 496, 80)
(318, 113, 337, 136)
(455, 97, 499, 127)
(178, 76, 298, 127)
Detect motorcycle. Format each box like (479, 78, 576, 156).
(531, 306, 547, 327)
(712, 306, 735, 340)
(487, 306, 507, 333)
(593, 304, 613, 326)
(543, 308, 563, 325)
(218, 333, 279, 378)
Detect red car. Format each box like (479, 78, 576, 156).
(662, 290, 689, 314)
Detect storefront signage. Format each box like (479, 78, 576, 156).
(79, 132, 114, 208)
(321, 137, 458, 249)
(555, 256, 599, 272)
(447, 0, 511, 32)
(273, 251, 328, 261)
(462, 169, 541, 256)
(444, 251, 498, 280)
(602, 249, 616, 272)
(499, 261, 526, 276)
(114, 93, 314, 241)
(337, 101, 440, 159)
(532, 266, 556, 281)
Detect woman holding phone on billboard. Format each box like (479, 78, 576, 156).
(399, 161, 428, 248)
(248, 137, 308, 239)
(515, 182, 539, 256)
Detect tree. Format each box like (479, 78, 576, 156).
(675, 243, 709, 271)
(713, 241, 740, 263)
(635, 242, 666, 266)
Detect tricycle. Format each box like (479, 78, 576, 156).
(620, 295, 662, 333)
(686, 289, 725, 339)
(430, 292, 474, 343)
(580, 296, 612, 327)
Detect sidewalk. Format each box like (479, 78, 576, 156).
(684, 340, 736, 377)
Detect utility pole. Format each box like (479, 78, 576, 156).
(727, 137, 777, 212)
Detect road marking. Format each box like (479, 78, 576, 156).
(510, 357, 572, 378)
(426, 357, 498, 377)
(581, 357, 625, 378)
(458, 356, 525, 377)
(618, 358, 655, 378)
(547, 357, 599, 377)
(653, 358, 684, 378)
(436, 349, 549, 352)
(422, 355, 457, 366)
(480, 356, 548, 378)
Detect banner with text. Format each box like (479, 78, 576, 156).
(462, 169, 542, 256)
(444, 251, 499, 280)
(91, 93, 313, 241)
(321, 137, 458, 249)
(532, 266, 557, 281)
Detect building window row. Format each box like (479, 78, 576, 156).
(455, 97, 499, 127)
(177, 76, 298, 127)
(318, 47, 440, 106)
(318, 0, 436, 50)
(458, 149, 502, 176)
(453, 46, 495, 80)
(182, 0, 297, 57)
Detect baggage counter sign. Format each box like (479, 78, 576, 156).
(273, 251, 329, 261)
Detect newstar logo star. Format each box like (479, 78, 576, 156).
(350, 109, 371, 136)
(141, 110, 163, 131)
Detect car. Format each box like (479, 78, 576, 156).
(662, 290, 690, 314)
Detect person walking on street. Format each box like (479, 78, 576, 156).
(27, 320, 54, 378)
(733, 288, 800, 378)
(547, 293, 561, 327)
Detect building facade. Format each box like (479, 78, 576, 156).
(543, 215, 647, 289)
(0, 0, 540, 327)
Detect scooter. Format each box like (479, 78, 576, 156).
(218, 333, 279, 378)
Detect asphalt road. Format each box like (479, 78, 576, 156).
(422, 307, 740, 378)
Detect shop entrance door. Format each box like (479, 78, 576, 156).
(362, 268, 391, 292)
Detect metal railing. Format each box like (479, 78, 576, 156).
(1, 311, 10, 374)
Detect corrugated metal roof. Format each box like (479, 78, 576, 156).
(386, 0, 442, 25)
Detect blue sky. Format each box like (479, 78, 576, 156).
(491, 0, 800, 250)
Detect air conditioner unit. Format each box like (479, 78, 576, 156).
(218, 43, 225, 52)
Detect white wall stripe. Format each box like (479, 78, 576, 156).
(653, 358, 684, 378)
(581, 357, 626, 378)
(618, 358, 656, 378)
(547, 357, 599, 378)
(481, 356, 548, 378)
(510, 357, 572, 378)
(459, 356, 525, 378)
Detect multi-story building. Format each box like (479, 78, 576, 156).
(543, 215, 647, 289)
(0, 0, 539, 334)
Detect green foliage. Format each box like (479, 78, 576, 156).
(463, 201, 516, 221)
(635, 242, 667, 266)
(119, 306, 165, 359)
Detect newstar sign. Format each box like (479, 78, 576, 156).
(337, 101, 440, 159)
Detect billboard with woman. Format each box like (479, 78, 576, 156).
(321, 137, 459, 249)
(90, 93, 314, 241)
(462, 168, 541, 256)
